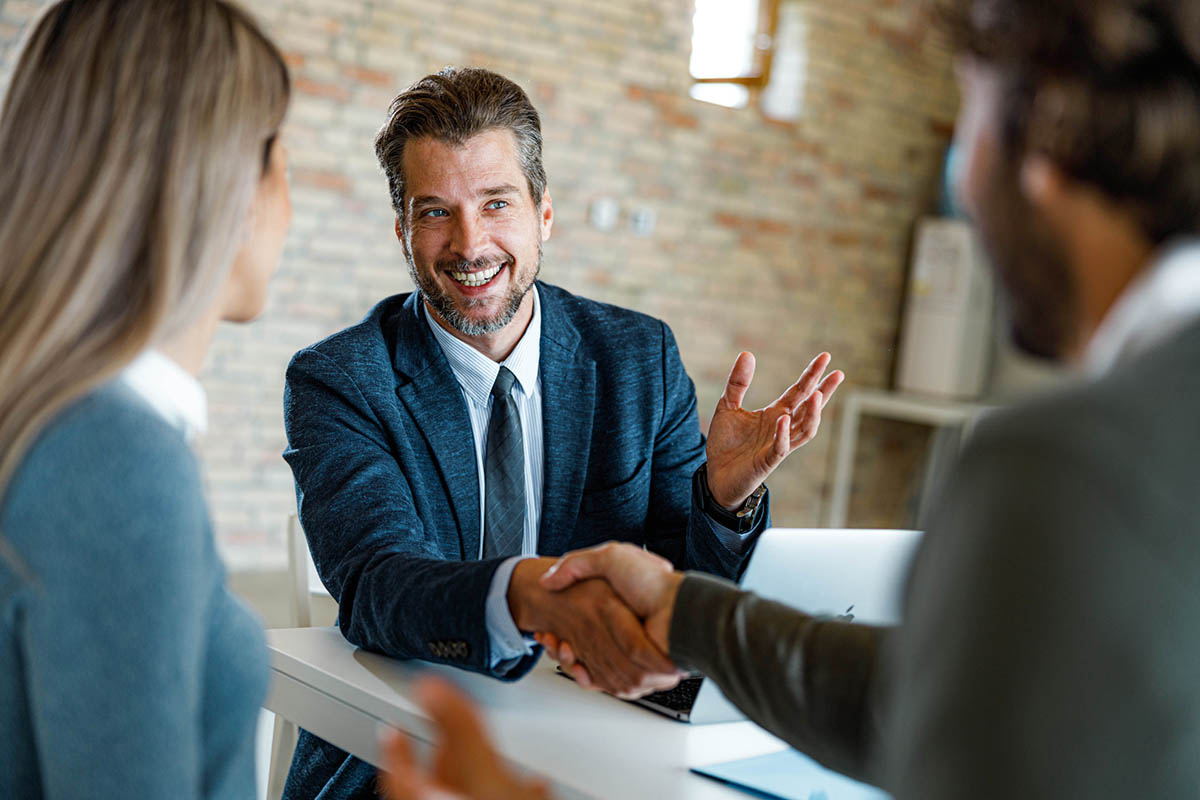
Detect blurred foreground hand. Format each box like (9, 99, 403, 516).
(379, 677, 553, 800)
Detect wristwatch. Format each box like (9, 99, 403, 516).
(693, 463, 767, 533)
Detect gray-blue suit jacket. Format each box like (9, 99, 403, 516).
(281, 282, 768, 799)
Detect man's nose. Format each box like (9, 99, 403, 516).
(449, 213, 489, 263)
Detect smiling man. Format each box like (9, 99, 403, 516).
(374, 2, 1200, 799)
(279, 67, 842, 800)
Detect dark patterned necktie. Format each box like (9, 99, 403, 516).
(483, 367, 525, 559)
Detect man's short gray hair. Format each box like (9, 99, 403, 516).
(374, 67, 548, 229)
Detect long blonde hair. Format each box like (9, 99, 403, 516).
(0, 0, 290, 497)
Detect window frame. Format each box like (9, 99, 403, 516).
(689, 0, 782, 93)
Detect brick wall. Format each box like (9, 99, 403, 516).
(0, 0, 958, 569)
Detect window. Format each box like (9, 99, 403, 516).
(688, 0, 779, 110)
(688, 0, 806, 121)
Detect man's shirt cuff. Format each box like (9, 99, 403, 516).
(704, 512, 759, 556)
(485, 555, 538, 672)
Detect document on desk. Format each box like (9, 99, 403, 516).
(691, 748, 891, 800)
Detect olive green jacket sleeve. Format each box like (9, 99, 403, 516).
(668, 572, 891, 785)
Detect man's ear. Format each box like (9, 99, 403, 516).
(1020, 153, 1069, 216)
(539, 188, 554, 242)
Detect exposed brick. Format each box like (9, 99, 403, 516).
(292, 168, 353, 195)
(714, 212, 794, 236)
(830, 230, 865, 247)
(295, 76, 351, 102)
(831, 89, 856, 110)
(661, 108, 699, 129)
(0, 0, 960, 569)
(342, 65, 394, 87)
(863, 183, 901, 202)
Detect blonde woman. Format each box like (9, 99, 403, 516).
(0, 1, 291, 796)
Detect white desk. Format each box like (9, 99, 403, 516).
(265, 627, 789, 800)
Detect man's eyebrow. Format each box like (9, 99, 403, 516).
(410, 195, 446, 208)
(409, 185, 522, 208)
(480, 184, 521, 197)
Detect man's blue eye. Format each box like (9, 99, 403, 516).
(486, 200, 509, 210)
(422, 209, 448, 218)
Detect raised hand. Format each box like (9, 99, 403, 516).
(379, 676, 552, 800)
(507, 557, 684, 698)
(705, 352, 843, 509)
(534, 543, 686, 685)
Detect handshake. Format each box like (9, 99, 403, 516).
(508, 350, 844, 698)
(380, 349, 845, 798)
(509, 542, 689, 698)
(383, 541, 690, 800)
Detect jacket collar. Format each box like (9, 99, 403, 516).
(388, 283, 596, 557)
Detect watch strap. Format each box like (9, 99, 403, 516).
(694, 464, 765, 534)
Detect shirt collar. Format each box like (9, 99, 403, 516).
(119, 349, 208, 442)
(1084, 239, 1200, 376)
(423, 285, 542, 405)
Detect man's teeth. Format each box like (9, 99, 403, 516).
(451, 264, 503, 287)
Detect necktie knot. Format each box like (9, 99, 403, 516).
(491, 366, 517, 399)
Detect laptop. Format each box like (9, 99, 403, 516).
(626, 527, 922, 724)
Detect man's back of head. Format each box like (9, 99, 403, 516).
(943, 0, 1200, 359)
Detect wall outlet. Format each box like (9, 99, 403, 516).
(629, 206, 657, 236)
(588, 197, 620, 231)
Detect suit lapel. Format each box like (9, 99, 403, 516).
(537, 285, 596, 555)
(391, 294, 481, 560)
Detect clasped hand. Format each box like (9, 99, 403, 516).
(527, 351, 842, 692)
(383, 543, 691, 800)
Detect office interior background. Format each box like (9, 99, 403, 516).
(0, 0, 1046, 588)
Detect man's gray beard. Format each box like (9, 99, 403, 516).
(409, 243, 542, 337)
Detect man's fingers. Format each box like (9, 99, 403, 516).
(720, 351, 756, 410)
(541, 634, 578, 666)
(559, 589, 644, 694)
(817, 370, 844, 406)
(605, 599, 679, 679)
(534, 632, 561, 661)
(616, 670, 684, 700)
(567, 662, 594, 689)
(771, 413, 791, 461)
(790, 392, 823, 445)
(774, 352, 831, 412)
(586, 601, 661, 694)
(540, 549, 607, 591)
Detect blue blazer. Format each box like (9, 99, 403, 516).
(281, 282, 769, 798)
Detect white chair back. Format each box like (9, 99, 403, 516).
(270, 513, 336, 800)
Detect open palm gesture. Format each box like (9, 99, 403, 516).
(705, 352, 844, 509)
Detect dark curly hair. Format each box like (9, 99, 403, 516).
(943, 0, 1200, 243)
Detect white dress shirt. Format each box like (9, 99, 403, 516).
(424, 287, 544, 670)
(119, 349, 208, 442)
(1085, 239, 1200, 375)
